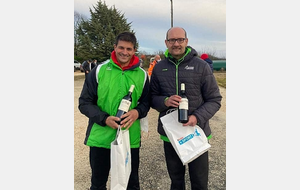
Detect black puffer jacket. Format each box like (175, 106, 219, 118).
(150, 46, 222, 137)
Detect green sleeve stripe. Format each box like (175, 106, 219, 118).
(160, 135, 170, 142)
(207, 134, 212, 140)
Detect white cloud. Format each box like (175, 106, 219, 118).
(74, 0, 226, 57)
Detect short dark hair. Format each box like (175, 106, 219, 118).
(115, 32, 137, 49)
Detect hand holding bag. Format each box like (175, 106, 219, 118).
(110, 126, 131, 190)
(160, 110, 211, 165)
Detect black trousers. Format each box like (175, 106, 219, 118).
(89, 147, 140, 190)
(164, 141, 209, 190)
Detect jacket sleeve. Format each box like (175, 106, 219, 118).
(78, 67, 109, 126)
(82, 61, 87, 71)
(83, 62, 90, 72)
(149, 67, 169, 113)
(193, 63, 222, 127)
(134, 74, 151, 119)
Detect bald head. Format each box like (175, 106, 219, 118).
(166, 27, 187, 40)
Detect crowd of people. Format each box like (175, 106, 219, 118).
(78, 27, 222, 190)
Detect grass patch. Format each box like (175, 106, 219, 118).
(213, 71, 226, 88)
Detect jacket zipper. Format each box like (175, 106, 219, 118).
(169, 59, 179, 95)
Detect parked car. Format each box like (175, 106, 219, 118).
(74, 60, 81, 72)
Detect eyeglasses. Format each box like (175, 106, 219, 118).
(167, 38, 186, 44)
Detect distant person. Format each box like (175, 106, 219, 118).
(82, 59, 92, 78)
(148, 54, 161, 77)
(92, 59, 97, 68)
(81, 60, 87, 72)
(139, 58, 144, 68)
(200, 53, 213, 72)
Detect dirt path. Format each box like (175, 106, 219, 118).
(74, 72, 226, 189)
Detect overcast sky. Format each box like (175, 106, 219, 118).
(74, 0, 226, 58)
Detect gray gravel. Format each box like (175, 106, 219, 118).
(74, 73, 226, 190)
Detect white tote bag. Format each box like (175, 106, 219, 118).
(160, 110, 211, 165)
(110, 126, 131, 190)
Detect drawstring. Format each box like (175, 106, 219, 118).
(166, 108, 177, 114)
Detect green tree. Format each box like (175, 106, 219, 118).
(75, 0, 137, 62)
(74, 11, 87, 62)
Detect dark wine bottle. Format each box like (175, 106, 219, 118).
(115, 85, 135, 125)
(178, 83, 189, 123)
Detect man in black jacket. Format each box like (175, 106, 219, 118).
(82, 59, 96, 78)
(150, 27, 222, 190)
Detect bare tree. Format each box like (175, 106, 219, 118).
(197, 47, 222, 60)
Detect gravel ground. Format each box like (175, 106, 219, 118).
(74, 71, 226, 190)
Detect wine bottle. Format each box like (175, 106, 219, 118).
(178, 83, 189, 123)
(115, 85, 135, 124)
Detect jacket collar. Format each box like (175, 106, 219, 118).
(111, 51, 140, 70)
(164, 47, 192, 64)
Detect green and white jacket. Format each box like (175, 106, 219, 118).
(79, 54, 150, 148)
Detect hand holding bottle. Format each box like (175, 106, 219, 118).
(119, 109, 139, 130)
(105, 109, 138, 129)
(105, 116, 122, 129)
(164, 95, 181, 107)
(182, 115, 198, 127)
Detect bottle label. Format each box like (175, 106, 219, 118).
(179, 98, 188, 110)
(118, 99, 131, 112)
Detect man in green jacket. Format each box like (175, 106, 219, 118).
(79, 32, 150, 190)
